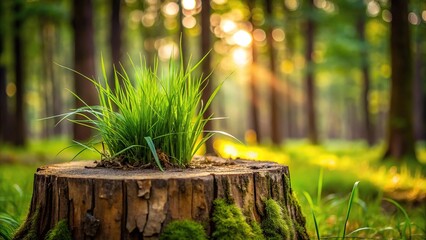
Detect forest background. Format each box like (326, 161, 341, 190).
(0, 0, 426, 239)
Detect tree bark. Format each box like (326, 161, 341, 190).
(19, 158, 308, 239)
(12, 0, 26, 146)
(305, 0, 318, 144)
(383, 0, 417, 161)
(357, 15, 374, 146)
(265, 0, 281, 145)
(72, 0, 98, 141)
(200, 1, 214, 154)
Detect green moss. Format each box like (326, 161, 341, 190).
(13, 208, 40, 240)
(212, 199, 264, 240)
(261, 199, 294, 240)
(45, 220, 71, 240)
(160, 220, 207, 240)
(249, 220, 265, 240)
(288, 193, 309, 240)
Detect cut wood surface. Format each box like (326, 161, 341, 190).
(24, 157, 308, 239)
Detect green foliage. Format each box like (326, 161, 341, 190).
(341, 181, 360, 238)
(261, 199, 294, 240)
(384, 198, 413, 240)
(159, 220, 207, 240)
(212, 199, 264, 240)
(0, 213, 20, 240)
(60, 54, 223, 168)
(44, 220, 71, 240)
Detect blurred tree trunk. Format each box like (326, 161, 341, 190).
(383, 0, 417, 161)
(0, 0, 8, 142)
(357, 15, 374, 146)
(179, 4, 188, 67)
(110, 0, 122, 88)
(282, 3, 297, 139)
(200, 0, 214, 154)
(304, 0, 318, 144)
(13, 0, 26, 146)
(265, 0, 281, 145)
(72, 0, 98, 141)
(41, 21, 62, 137)
(413, 18, 425, 141)
(0, 68, 7, 142)
(248, 0, 261, 143)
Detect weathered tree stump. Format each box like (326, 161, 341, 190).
(20, 157, 308, 239)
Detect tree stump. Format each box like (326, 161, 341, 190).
(19, 157, 308, 239)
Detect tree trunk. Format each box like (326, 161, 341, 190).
(200, 1, 214, 154)
(110, 0, 122, 89)
(248, 0, 261, 143)
(17, 158, 308, 239)
(305, 0, 318, 144)
(72, 0, 98, 141)
(265, 0, 281, 145)
(383, 0, 417, 161)
(12, 0, 26, 146)
(413, 17, 425, 141)
(282, 2, 297, 139)
(179, 3, 188, 67)
(40, 21, 57, 138)
(0, 67, 7, 142)
(357, 15, 374, 146)
(0, 0, 8, 142)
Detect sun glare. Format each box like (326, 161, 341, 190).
(232, 30, 252, 47)
(182, 0, 196, 11)
(220, 19, 237, 33)
(232, 47, 250, 66)
(158, 42, 179, 61)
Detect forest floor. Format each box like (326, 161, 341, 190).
(1, 138, 425, 239)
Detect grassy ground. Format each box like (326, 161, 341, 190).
(1, 138, 425, 239)
(215, 139, 426, 239)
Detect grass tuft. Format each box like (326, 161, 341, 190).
(60, 54, 223, 168)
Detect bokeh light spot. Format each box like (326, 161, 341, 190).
(253, 29, 266, 42)
(6, 83, 16, 97)
(232, 47, 250, 66)
(182, 0, 196, 11)
(272, 28, 285, 42)
(182, 16, 197, 28)
(162, 2, 179, 17)
(232, 30, 252, 47)
(408, 12, 420, 25)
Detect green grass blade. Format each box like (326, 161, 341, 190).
(342, 181, 360, 239)
(144, 136, 164, 171)
(317, 167, 323, 206)
(384, 198, 412, 240)
(303, 191, 321, 240)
